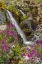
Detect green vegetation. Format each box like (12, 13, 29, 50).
(40, 49, 42, 60)
(13, 45, 22, 56)
(36, 0, 42, 3)
(0, 51, 7, 64)
(0, 35, 2, 41)
(21, 15, 28, 21)
(24, 8, 30, 12)
(3, 0, 21, 2)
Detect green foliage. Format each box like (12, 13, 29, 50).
(13, 46, 22, 56)
(24, 7, 30, 12)
(19, 38, 23, 46)
(40, 49, 42, 60)
(8, 5, 17, 11)
(0, 50, 7, 64)
(36, 0, 42, 3)
(10, 36, 14, 43)
(4, 0, 21, 2)
(35, 44, 39, 52)
(0, 57, 4, 64)
(0, 34, 2, 41)
(9, 52, 14, 59)
(21, 15, 28, 21)
(1, 51, 7, 60)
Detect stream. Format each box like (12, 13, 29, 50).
(18, 9, 26, 16)
(4, 9, 33, 45)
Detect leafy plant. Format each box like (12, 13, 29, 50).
(0, 57, 4, 64)
(13, 45, 22, 56)
(10, 36, 14, 43)
(21, 15, 28, 21)
(0, 50, 7, 64)
(40, 49, 42, 60)
(0, 34, 2, 41)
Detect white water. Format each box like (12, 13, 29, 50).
(6, 10, 32, 45)
(18, 9, 26, 16)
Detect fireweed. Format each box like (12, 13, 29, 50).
(0, 24, 18, 42)
(0, 24, 42, 64)
(21, 39, 42, 63)
(0, 24, 19, 64)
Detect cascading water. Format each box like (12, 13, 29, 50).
(18, 9, 26, 16)
(5, 9, 33, 45)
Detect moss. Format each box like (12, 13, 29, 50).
(36, 0, 42, 3)
(21, 15, 28, 21)
(24, 7, 30, 12)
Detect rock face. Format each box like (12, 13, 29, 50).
(0, 11, 6, 24)
(21, 18, 34, 40)
(21, 17, 32, 30)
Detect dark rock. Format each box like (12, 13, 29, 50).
(21, 17, 32, 29)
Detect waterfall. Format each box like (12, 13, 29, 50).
(18, 9, 26, 16)
(5, 10, 33, 45)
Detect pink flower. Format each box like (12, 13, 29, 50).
(2, 38, 6, 45)
(26, 48, 30, 51)
(15, 36, 18, 41)
(32, 58, 35, 62)
(31, 49, 36, 55)
(31, 44, 34, 49)
(36, 52, 40, 58)
(36, 39, 41, 44)
(13, 31, 18, 36)
(28, 53, 32, 58)
(2, 44, 9, 51)
(7, 24, 15, 28)
(22, 52, 26, 56)
(37, 58, 40, 61)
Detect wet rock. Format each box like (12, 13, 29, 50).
(0, 11, 6, 24)
(31, 20, 37, 30)
(21, 17, 32, 29)
(21, 17, 34, 40)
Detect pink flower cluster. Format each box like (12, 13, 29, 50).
(36, 39, 42, 48)
(1, 24, 18, 41)
(22, 40, 42, 62)
(36, 39, 42, 44)
(2, 38, 9, 51)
